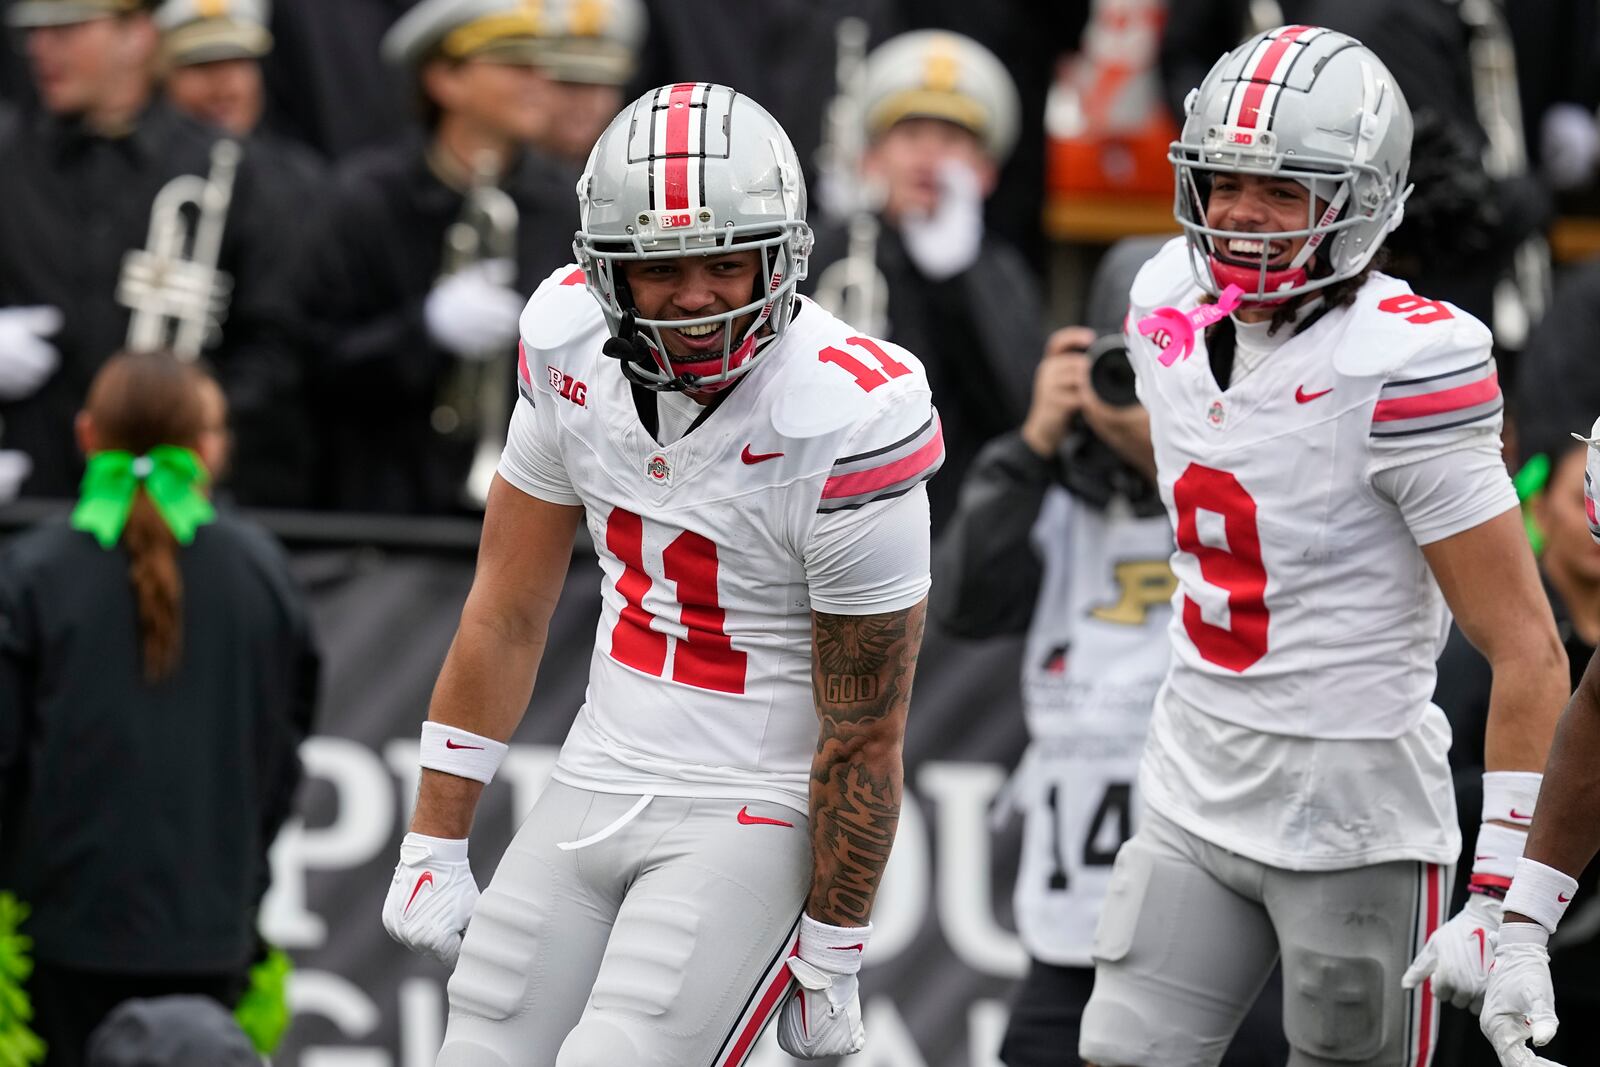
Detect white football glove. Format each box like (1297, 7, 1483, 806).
(381, 832, 479, 967)
(1403, 893, 1503, 1011)
(0, 306, 61, 400)
(1480, 923, 1566, 1067)
(424, 258, 524, 359)
(776, 915, 869, 1059)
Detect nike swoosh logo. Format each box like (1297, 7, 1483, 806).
(1295, 385, 1333, 403)
(1510, 809, 1533, 821)
(1560, 893, 1573, 902)
(736, 806, 794, 827)
(445, 739, 484, 750)
(741, 444, 783, 464)
(830, 943, 865, 952)
(1471, 927, 1486, 968)
(1475, 854, 1494, 860)
(405, 870, 434, 916)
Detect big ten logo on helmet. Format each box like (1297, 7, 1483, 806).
(655, 208, 711, 231)
(1091, 558, 1177, 626)
(546, 365, 587, 407)
(261, 736, 1026, 1066)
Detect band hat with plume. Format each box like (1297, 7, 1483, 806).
(531, 0, 645, 86)
(381, 0, 547, 73)
(6, 0, 152, 29)
(156, 0, 272, 66)
(860, 29, 1021, 162)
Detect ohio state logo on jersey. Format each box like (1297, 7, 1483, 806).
(645, 453, 671, 484)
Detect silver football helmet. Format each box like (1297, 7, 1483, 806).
(1170, 25, 1413, 303)
(573, 83, 812, 392)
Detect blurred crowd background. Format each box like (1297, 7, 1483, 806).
(0, 0, 1597, 523)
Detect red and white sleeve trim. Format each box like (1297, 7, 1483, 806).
(818, 413, 945, 514)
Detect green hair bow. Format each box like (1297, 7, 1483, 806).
(70, 446, 216, 550)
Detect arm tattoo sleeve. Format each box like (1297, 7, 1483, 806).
(807, 599, 927, 925)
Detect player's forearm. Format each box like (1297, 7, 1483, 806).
(806, 601, 925, 925)
(409, 609, 549, 838)
(1480, 626, 1568, 777)
(1512, 652, 1600, 884)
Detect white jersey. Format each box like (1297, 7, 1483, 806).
(1126, 239, 1517, 869)
(1011, 491, 1174, 966)
(500, 266, 943, 814)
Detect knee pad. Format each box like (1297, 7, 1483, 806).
(1281, 949, 1385, 1062)
(555, 1019, 642, 1067)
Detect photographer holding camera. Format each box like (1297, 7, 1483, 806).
(931, 239, 1286, 1065)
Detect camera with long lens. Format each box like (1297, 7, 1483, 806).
(1086, 333, 1138, 408)
(1058, 332, 1162, 516)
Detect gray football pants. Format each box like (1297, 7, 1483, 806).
(436, 783, 810, 1067)
(1080, 810, 1449, 1067)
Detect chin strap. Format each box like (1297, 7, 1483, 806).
(602, 310, 697, 392)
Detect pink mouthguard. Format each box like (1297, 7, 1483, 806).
(1138, 285, 1245, 366)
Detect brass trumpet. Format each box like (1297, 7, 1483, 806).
(430, 153, 520, 509)
(117, 137, 240, 361)
(812, 16, 890, 337)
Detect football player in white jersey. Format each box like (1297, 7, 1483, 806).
(1475, 426, 1600, 1067)
(1077, 25, 1570, 1067)
(378, 83, 943, 1066)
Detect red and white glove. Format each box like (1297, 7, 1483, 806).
(1403, 893, 1503, 1011)
(381, 832, 479, 967)
(776, 915, 870, 1058)
(1480, 923, 1566, 1067)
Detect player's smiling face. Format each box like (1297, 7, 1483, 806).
(1205, 173, 1323, 274)
(621, 251, 762, 361)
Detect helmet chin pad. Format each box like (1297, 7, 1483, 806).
(1208, 255, 1307, 307)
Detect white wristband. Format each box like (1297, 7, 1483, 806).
(1472, 822, 1528, 881)
(798, 913, 872, 975)
(1503, 858, 1580, 934)
(1482, 770, 1541, 828)
(419, 721, 508, 784)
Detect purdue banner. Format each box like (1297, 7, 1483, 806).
(267, 545, 1029, 1067)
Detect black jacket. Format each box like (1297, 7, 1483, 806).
(0, 102, 312, 505)
(302, 137, 578, 513)
(0, 514, 318, 972)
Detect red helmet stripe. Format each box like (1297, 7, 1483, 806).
(1236, 25, 1313, 128)
(663, 81, 697, 210)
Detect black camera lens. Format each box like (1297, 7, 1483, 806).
(1087, 334, 1138, 407)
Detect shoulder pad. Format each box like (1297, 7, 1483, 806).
(768, 308, 920, 439)
(519, 265, 606, 360)
(1127, 237, 1200, 314)
(1331, 274, 1492, 379)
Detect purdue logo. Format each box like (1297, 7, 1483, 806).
(1091, 559, 1177, 626)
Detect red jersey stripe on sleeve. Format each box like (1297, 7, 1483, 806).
(1373, 371, 1500, 422)
(517, 339, 534, 403)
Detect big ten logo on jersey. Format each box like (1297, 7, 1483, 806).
(546, 365, 587, 407)
(1091, 558, 1177, 626)
(262, 736, 1032, 1067)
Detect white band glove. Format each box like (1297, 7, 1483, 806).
(898, 159, 984, 282)
(424, 259, 525, 359)
(776, 915, 870, 1059)
(0, 306, 62, 400)
(381, 832, 479, 967)
(1403, 892, 1503, 1011)
(1481, 923, 1566, 1066)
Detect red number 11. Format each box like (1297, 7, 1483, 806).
(605, 508, 747, 694)
(819, 336, 912, 392)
